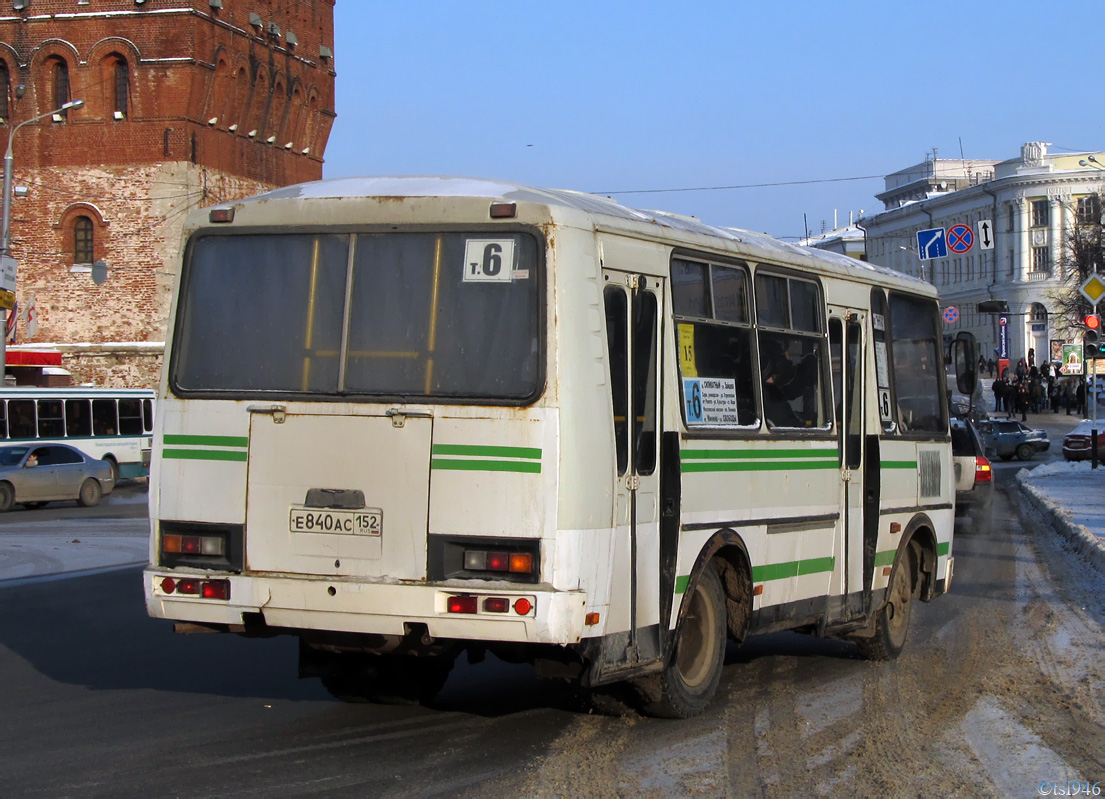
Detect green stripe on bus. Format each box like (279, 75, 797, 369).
(874, 549, 896, 568)
(682, 448, 837, 460)
(938, 541, 950, 557)
(675, 575, 690, 594)
(163, 434, 248, 448)
(431, 458, 541, 474)
(751, 556, 835, 582)
(431, 444, 541, 460)
(882, 460, 918, 469)
(682, 460, 839, 473)
(162, 448, 248, 462)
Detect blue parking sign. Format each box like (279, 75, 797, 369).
(917, 228, 947, 259)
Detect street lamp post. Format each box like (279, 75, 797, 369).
(0, 98, 83, 382)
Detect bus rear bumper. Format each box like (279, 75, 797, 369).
(144, 568, 588, 646)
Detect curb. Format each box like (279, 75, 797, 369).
(1010, 472, 1105, 576)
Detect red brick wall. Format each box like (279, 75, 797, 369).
(0, 0, 338, 388)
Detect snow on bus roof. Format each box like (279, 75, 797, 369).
(240, 176, 923, 286)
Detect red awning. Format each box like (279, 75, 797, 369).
(6, 350, 63, 367)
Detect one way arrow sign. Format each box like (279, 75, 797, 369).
(976, 219, 994, 250)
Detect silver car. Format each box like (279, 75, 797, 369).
(0, 443, 115, 511)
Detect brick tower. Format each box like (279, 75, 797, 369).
(0, 0, 337, 386)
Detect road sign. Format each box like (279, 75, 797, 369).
(976, 219, 994, 250)
(916, 228, 947, 260)
(1081, 273, 1105, 305)
(0, 255, 15, 295)
(943, 306, 959, 324)
(947, 224, 974, 253)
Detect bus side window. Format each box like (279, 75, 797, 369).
(37, 400, 64, 439)
(119, 400, 143, 435)
(8, 399, 35, 439)
(65, 399, 92, 437)
(92, 399, 118, 436)
(142, 399, 154, 433)
(755, 273, 828, 431)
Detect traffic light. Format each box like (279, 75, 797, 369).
(1086, 315, 1103, 359)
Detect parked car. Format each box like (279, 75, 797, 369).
(951, 419, 993, 532)
(0, 443, 115, 511)
(984, 419, 1050, 460)
(1062, 419, 1105, 461)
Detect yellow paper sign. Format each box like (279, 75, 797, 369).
(678, 323, 697, 377)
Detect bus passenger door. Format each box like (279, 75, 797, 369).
(602, 272, 663, 667)
(829, 311, 866, 620)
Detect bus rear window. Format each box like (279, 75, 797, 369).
(173, 232, 541, 401)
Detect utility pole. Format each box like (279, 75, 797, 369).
(0, 98, 84, 381)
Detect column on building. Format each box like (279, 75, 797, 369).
(1016, 196, 1029, 282)
(1049, 194, 1063, 278)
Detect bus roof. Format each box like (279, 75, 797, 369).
(216, 176, 931, 293)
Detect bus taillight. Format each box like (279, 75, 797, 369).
(159, 576, 231, 601)
(162, 533, 224, 557)
(447, 595, 478, 614)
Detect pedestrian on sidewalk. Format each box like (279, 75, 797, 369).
(993, 378, 1005, 414)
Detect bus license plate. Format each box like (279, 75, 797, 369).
(289, 508, 382, 537)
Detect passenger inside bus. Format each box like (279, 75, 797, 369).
(761, 338, 820, 428)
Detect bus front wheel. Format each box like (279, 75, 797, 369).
(635, 561, 726, 718)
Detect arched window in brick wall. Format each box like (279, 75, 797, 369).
(51, 57, 70, 116)
(211, 56, 230, 127)
(270, 78, 287, 145)
(0, 61, 9, 122)
(246, 70, 269, 139)
(231, 66, 248, 129)
(73, 216, 94, 264)
(288, 84, 306, 149)
(302, 91, 320, 154)
(113, 57, 129, 118)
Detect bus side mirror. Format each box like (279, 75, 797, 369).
(952, 332, 977, 396)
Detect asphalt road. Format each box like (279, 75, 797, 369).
(0, 445, 1101, 795)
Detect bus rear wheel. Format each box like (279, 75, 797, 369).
(636, 561, 726, 719)
(856, 545, 916, 661)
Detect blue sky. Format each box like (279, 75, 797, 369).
(325, 1, 1102, 241)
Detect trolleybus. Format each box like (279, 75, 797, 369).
(145, 177, 975, 717)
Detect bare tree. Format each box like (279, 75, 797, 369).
(1052, 193, 1105, 337)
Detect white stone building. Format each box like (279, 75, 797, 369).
(855, 143, 1105, 370)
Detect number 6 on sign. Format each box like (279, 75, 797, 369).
(463, 239, 516, 282)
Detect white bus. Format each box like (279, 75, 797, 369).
(0, 387, 155, 481)
(145, 177, 976, 717)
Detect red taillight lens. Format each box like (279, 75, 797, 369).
(513, 597, 533, 615)
(176, 578, 200, 595)
(447, 595, 478, 614)
(201, 580, 231, 600)
(483, 597, 510, 613)
(485, 552, 510, 572)
(160, 577, 176, 594)
(974, 455, 993, 483)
